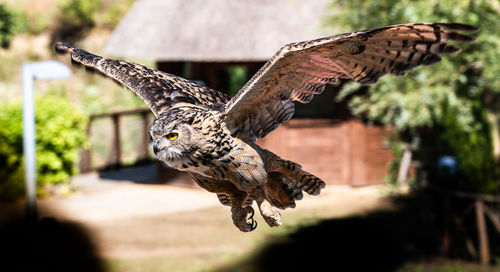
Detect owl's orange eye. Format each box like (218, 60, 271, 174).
(167, 133, 178, 141)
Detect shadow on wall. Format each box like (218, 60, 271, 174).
(97, 163, 194, 186)
(97, 163, 158, 184)
(217, 197, 443, 272)
(0, 209, 104, 272)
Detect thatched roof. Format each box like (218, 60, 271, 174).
(103, 0, 336, 62)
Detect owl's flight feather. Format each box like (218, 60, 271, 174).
(224, 23, 477, 141)
(56, 23, 476, 132)
(55, 43, 229, 117)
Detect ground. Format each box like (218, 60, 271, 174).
(1, 165, 497, 272)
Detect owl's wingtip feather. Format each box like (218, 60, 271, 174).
(439, 22, 479, 32)
(54, 42, 74, 54)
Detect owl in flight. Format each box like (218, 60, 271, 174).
(56, 23, 476, 231)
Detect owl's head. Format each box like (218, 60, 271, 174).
(149, 109, 201, 161)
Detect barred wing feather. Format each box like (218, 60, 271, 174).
(224, 23, 477, 141)
(55, 43, 229, 117)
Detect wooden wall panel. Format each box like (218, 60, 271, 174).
(258, 119, 393, 186)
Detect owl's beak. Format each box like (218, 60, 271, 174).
(152, 141, 161, 154)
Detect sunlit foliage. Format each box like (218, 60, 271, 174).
(0, 95, 88, 201)
(327, 0, 500, 193)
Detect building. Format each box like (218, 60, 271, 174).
(103, 0, 393, 186)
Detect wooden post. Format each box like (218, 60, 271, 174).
(139, 111, 150, 160)
(475, 200, 490, 264)
(397, 146, 412, 189)
(442, 197, 452, 255)
(80, 121, 92, 172)
(111, 114, 121, 168)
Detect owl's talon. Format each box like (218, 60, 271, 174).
(247, 208, 257, 230)
(232, 206, 258, 232)
(246, 206, 258, 231)
(247, 206, 254, 220)
(250, 218, 258, 230)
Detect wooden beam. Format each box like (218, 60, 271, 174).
(90, 108, 149, 120)
(139, 111, 150, 160)
(84, 108, 152, 171)
(79, 122, 92, 172)
(483, 203, 500, 233)
(475, 200, 490, 264)
(110, 114, 121, 168)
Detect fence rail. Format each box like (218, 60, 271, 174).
(425, 184, 500, 265)
(80, 108, 152, 172)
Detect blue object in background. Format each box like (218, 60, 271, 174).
(437, 155, 457, 175)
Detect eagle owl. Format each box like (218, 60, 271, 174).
(56, 23, 476, 232)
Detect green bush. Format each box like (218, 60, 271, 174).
(101, 0, 135, 29)
(0, 4, 16, 48)
(328, 0, 500, 194)
(59, 0, 100, 29)
(51, 0, 100, 44)
(0, 95, 88, 202)
(440, 102, 497, 194)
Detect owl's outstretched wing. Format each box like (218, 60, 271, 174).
(223, 23, 477, 141)
(55, 43, 229, 117)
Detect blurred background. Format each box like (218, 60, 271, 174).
(0, 0, 499, 271)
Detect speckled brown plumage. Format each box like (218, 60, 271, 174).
(55, 22, 476, 232)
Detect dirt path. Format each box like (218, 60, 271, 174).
(1, 167, 391, 271)
(42, 174, 221, 223)
(51, 171, 388, 260)
(34, 167, 388, 226)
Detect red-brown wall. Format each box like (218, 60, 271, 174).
(257, 119, 393, 186)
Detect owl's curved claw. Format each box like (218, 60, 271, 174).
(247, 206, 254, 220)
(247, 208, 257, 230)
(250, 218, 257, 230)
(232, 206, 257, 232)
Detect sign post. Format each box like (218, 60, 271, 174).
(22, 61, 72, 223)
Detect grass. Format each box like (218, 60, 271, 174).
(94, 200, 344, 272)
(92, 197, 499, 272)
(399, 262, 498, 272)
(1, 189, 498, 272)
(99, 205, 499, 272)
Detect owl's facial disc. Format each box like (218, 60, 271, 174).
(152, 128, 186, 161)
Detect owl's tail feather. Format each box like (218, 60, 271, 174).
(262, 172, 303, 210)
(290, 167, 326, 196)
(271, 159, 326, 196)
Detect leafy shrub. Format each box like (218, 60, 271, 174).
(328, 0, 500, 194)
(101, 0, 135, 29)
(51, 0, 100, 44)
(59, 0, 100, 29)
(384, 138, 406, 186)
(0, 4, 16, 48)
(440, 103, 497, 194)
(0, 95, 88, 202)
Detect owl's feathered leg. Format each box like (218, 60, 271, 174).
(263, 172, 303, 209)
(216, 193, 254, 207)
(260, 149, 326, 195)
(251, 186, 282, 227)
(190, 173, 257, 232)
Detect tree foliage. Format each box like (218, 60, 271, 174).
(327, 0, 500, 193)
(440, 103, 496, 193)
(51, 0, 100, 44)
(0, 96, 88, 202)
(329, 0, 499, 130)
(0, 4, 16, 49)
